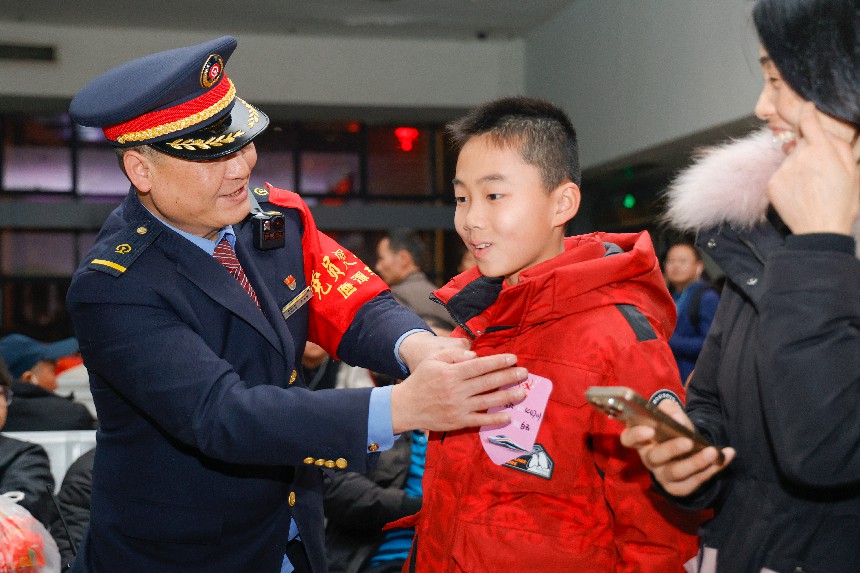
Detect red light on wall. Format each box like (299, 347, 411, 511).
(394, 127, 419, 151)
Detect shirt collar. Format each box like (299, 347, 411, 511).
(140, 205, 235, 254)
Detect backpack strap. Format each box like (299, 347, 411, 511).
(688, 283, 715, 335)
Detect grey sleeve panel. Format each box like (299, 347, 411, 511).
(615, 304, 657, 342)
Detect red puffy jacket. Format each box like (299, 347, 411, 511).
(398, 232, 702, 572)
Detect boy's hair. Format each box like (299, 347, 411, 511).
(446, 96, 581, 188)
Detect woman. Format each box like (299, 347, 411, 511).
(621, 0, 860, 571)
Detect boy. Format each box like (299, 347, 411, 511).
(399, 97, 700, 571)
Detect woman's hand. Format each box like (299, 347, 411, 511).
(768, 103, 860, 236)
(620, 400, 736, 497)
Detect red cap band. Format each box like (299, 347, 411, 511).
(103, 77, 234, 144)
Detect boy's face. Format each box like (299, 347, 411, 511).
(453, 134, 578, 285)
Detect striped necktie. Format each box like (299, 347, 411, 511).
(213, 236, 261, 310)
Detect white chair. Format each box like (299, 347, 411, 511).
(2, 430, 97, 491)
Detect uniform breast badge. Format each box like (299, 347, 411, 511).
(282, 286, 312, 320)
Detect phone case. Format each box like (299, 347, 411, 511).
(585, 386, 724, 463)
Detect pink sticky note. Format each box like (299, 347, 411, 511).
(480, 373, 553, 465)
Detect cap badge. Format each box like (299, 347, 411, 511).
(200, 54, 224, 88)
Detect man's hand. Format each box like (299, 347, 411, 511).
(398, 330, 469, 372)
(390, 347, 527, 434)
(768, 102, 860, 236)
(619, 400, 736, 497)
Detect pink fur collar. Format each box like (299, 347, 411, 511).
(663, 128, 783, 232)
(664, 128, 860, 256)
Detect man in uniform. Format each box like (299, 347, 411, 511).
(66, 36, 526, 573)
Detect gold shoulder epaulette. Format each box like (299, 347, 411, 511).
(88, 221, 161, 277)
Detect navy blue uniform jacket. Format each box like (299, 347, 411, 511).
(66, 190, 425, 573)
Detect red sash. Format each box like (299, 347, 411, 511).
(266, 184, 389, 357)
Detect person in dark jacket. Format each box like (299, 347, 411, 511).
(662, 241, 719, 383)
(374, 229, 452, 328)
(323, 432, 422, 573)
(622, 1, 860, 570)
(322, 317, 452, 573)
(49, 448, 95, 568)
(0, 358, 56, 528)
(0, 333, 97, 431)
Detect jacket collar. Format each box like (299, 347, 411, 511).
(434, 231, 675, 340)
(11, 380, 56, 398)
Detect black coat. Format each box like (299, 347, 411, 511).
(324, 432, 421, 573)
(680, 219, 860, 572)
(0, 434, 56, 528)
(66, 191, 425, 573)
(49, 447, 95, 568)
(5, 381, 97, 432)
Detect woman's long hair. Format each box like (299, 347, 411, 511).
(753, 0, 860, 132)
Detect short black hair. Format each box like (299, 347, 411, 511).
(665, 240, 702, 263)
(754, 0, 859, 129)
(115, 145, 153, 180)
(446, 96, 581, 188)
(385, 228, 426, 270)
(0, 358, 12, 390)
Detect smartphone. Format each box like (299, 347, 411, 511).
(585, 386, 724, 463)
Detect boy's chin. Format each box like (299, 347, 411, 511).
(474, 261, 521, 283)
(474, 261, 501, 278)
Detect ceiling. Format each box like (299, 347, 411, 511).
(0, 0, 579, 40)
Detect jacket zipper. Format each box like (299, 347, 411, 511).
(430, 294, 477, 339)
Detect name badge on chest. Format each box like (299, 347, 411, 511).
(479, 373, 553, 465)
(282, 286, 312, 319)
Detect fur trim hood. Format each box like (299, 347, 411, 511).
(664, 128, 860, 255)
(663, 128, 783, 232)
